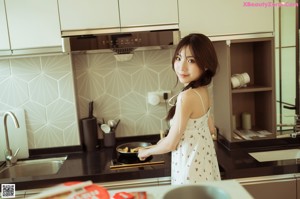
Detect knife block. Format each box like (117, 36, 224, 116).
(81, 117, 98, 151)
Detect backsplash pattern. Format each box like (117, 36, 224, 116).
(0, 48, 213, 149)
(73, 49, 182, 137)
(0, 54, 80, 149)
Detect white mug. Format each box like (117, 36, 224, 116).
(231, 73, 250, 88)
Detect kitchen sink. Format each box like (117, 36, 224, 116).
(249, 149, 300, 162)
(163, 185, 230, 199)
(0, 156, 67, 178)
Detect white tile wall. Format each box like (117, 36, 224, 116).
(0, 54, 80, 149)
(73, 49, 182, 138)
(0, 48, 182, 149)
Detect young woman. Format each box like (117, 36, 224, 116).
(138, 33, 221, 184)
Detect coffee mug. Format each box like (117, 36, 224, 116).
(231, 73, 250, 88)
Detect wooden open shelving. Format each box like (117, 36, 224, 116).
(213, 37, 276, 143)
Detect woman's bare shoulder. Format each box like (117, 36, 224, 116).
(181, 87, 208, 98)
(179, 88, 194, 100)
(179, 88, 201, 104)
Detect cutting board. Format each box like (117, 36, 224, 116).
(0, 109, 29, 161)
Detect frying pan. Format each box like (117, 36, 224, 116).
(116, 142, 152, 157)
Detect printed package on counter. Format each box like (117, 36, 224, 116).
(26, 181, 110, 199)
(113, 191, 147, 199)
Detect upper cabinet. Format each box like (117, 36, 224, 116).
(0, 0, 10, 54)
(5, 0, 62, 54)
(2, 0, 275, 56)
(119, 0, 178, 29)
(178, 0, 274, 38)
(58, 0, 120, 35)
(58, 0, 179, 36)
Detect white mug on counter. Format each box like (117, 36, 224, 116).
(231, 72, 250, 88)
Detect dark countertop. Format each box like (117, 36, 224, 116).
(0, 136, 171, 191)
(216, 135, 300, 179)
(8, 148, 171, 191)
(2, 135, 300, 191)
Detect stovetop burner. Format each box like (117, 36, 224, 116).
(110, 154, 165, 170)
(116, 154, 153, 164)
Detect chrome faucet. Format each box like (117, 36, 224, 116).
(3, 111, 20, 166)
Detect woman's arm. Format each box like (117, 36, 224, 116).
(138, 91, 194, 160)
(208, 116, 216, 134)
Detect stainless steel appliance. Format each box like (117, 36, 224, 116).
(63, 30, 180, 53)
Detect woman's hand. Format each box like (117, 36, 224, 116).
(138, 148, 150, 161)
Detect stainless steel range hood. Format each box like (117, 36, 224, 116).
(63, 30, 180, 54)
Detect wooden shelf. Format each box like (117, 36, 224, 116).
(213, 37, 276, 145)
(232, 86, 273, 93)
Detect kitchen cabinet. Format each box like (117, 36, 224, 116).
(58, 0, 120, 35)
(0, 0, 10, 55)
(118, 0, 178, 29)
(5, 0, 62, 53)
(242, 178, 297, 199)
(178, 0, 273, 38)
(213, 37, 276, 143)
(59, 0, 179, 36)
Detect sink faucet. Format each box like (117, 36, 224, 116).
(3, 111, 20, 166)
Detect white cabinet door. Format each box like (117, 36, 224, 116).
(119, 0, 178, 27)
(0, 0, 10, 52)
(59, 0, 120, 32)
(179, 0, 273, 38)
(5, 0, 61, 50)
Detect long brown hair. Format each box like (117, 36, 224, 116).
(166, 33, 219, 120)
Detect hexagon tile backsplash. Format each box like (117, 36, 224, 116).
(0, 48, 183, 149)
(73, 48, 182, 138)
(0, 55, 80, 149)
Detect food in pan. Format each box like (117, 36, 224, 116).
(116, 142, 153, 154)
(130, 147, 141, 153)
(117, 146, 141, 153)
(117, 146, 129, 153)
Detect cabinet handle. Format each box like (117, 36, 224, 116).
(283, 105, 296, 110)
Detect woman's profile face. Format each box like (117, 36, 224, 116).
(174, 46, 203, 86)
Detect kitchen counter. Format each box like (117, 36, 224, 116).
(0, 148, 171, 191)
(108, 180, 253, 199)
(27, 179, 253, 199)
(2, 135, 300, 193)
(216, 135, 300, 180)
(0, 136, 171, 192)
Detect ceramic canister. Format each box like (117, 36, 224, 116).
(242, 112, 252, 130)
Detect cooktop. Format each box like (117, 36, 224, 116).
(110, 154, 165, 170)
